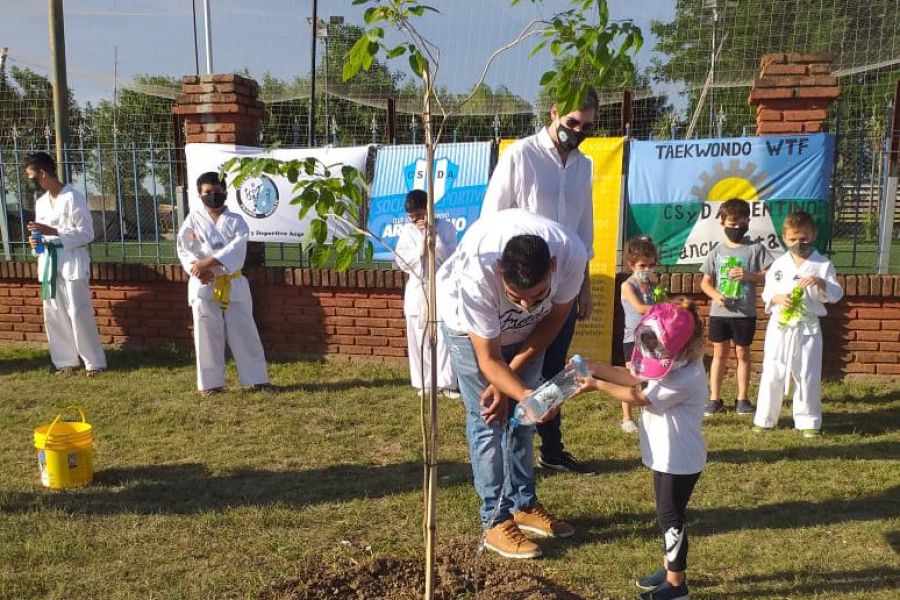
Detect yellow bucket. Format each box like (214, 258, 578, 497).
(33, 406, 94, 490)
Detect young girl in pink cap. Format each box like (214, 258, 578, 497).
(574, 298, 707, 600)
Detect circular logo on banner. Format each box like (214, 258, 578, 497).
(237, 175, 279, 219)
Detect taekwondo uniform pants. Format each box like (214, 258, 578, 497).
(192, 297, 268, 391)
(43, 277, 106, 372)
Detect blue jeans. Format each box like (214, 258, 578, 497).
(444, 326, 544, 529)
(536, 303, 578, 459)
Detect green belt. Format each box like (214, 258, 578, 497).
(39, 241, 63, 301)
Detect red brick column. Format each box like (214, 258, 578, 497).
(172, 73, 263, 145)
(748, 52, 839, 135)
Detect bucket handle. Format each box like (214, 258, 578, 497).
(44, 405, 87, 439)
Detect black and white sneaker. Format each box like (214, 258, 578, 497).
(637, 580, 689, 600)
(636, 567, 667, 591)
(537, 451, 595, 475)
(703, 399, 724, 416)
(735, 399, 755, 414)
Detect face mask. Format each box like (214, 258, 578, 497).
(724, 225, 748, 243)
(635, 270, 655, 284)
(555, 123, 585, 151)
(788, 241, 814, 258)
(201, 191, 227, 209)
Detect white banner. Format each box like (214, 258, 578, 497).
(184, 143, 371, 243)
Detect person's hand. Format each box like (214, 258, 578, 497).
(189, 257, 216, 279)
(712, 291, 727, 306)
(27, 221, 58, 236)
(797, 276, 824, 291)
(480, 384, 508, 426)
(573, 374, 600, 396)
(727, 266, 744, 281)
(577, 286, 593, 321)
(771, 294, 791, 306)
(28, 236, 37, 249)
(197, 270, 215, 285)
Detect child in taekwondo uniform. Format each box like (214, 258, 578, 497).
(176, 171, 271, 396)
(393, 189, 459, 397)
(753, 211, 843, 437)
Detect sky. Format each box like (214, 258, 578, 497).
(0, 0, 675, 105)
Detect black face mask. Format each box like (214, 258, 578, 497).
(788, 241, 815, 258)
(201, 191, 227, 209)
(724, 225, 748, 243)
(555, 123, 585, 151)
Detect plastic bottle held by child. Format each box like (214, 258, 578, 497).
(31, 231, 45, 256)
(510, 355, 589, 428)
(718, 256, 744, 299)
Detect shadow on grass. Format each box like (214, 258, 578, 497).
(275, 378, 410, 394)
(713, 566, 900, 598)
(564, 484, 900, 545)
(0, 346, 195, 375)
(709, 439, 899, 464)
(0, 460, 472, 516)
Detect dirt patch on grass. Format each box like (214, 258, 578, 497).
(259, 542, 584, 600)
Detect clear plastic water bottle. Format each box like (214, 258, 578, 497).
(31, 230, 45, 255)
(509, 354, 589, 428)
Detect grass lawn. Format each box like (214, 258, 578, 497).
(0, 344, 897, 599)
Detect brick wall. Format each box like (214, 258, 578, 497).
(1, 263, 897, 377)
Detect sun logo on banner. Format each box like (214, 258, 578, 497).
(678, 160, 780, 264)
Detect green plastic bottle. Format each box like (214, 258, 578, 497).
(718, 256, 744, 299)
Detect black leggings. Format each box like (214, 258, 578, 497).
(653, 470, 701, 573)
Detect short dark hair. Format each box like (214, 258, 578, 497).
(717, 198, 751, 221)
(624, 236, 657, 266)
(405, 189, 427, 213)
(783, 211, 817, 233)
(196, 171, 225, 192)
(500, 235, 551, 289)
(25, 151, 56, 175)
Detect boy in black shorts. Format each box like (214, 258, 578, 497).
(700, 199, 773, 416)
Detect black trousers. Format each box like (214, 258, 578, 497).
(536, 304, 579, 459)
(653, 470, 701, 573)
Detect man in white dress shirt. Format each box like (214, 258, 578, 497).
(480, 88, 598, 473)
(25, 152, 106, 375)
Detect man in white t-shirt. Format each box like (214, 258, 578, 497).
(480, 88, 597, 474)
(437, 209, 587, 559)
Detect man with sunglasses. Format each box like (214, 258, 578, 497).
(480, 88, 599, 474)
(437, 209, 587, 558)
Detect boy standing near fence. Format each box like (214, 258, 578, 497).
(700, 199, 772, 416)
(394, 189, 459, 397)
(25, 151, 107, 376)
(753, 211, 843, 437)
(176, 171, 271, 396)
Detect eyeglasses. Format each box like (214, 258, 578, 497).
(561, 116, 596, 134)
(503, 283, 552, 312)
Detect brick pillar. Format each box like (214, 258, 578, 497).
(172, 73, 264, 144)
(748, 52, 840, 135)
(172, 73, 266, 266)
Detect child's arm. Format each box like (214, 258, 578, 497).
(582, 358, 641, 387)
(700, 273, 726, 305)
(621, 280, 652, 314)
(800, 260, 843, 304)
(576, 371, 648, 406)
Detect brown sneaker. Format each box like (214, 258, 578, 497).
(483, 519, 542, 559)
(514, 503, 575, 538)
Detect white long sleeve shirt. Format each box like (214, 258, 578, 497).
(176, 208, 251, 305)
(480, 127, 594, 258)
(761, 250, 843, 329)
(394, 219, 457, 316)
(34, 184, 94, 281)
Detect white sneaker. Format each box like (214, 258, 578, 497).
(440, 389, 461, 399)
(620, 420, 639, 433)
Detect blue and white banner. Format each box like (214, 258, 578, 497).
(185, 143, 371, 243)
(367, 142, 491, 260)
(626, 133, 836, 264)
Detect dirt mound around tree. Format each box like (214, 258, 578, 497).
(259, 541, 585, 600)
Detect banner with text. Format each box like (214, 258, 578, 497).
(185, 143, 370, 243)
(367, 142, 491, 261)
(626, 133, 835, 264)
